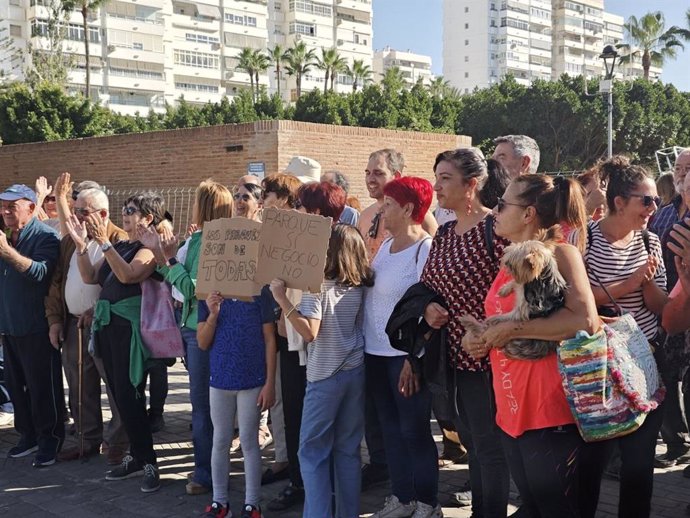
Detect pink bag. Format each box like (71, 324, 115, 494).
(140, 278, 185, 359)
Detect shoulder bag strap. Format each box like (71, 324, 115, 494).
(583, 222, 623, 316)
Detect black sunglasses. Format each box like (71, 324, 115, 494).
(234, 193, 252, 202)
(72, 190, 79, 201)
(122, 206, 139, 216)
(368, 211, 381, 238)
(626, 194, 661, 208)
(44, 196, 56, 202)
(496, 197, 528, 213)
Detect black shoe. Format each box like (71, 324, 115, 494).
(261, 465, 290, 485)
(361, 463, 389, 491)
(684, 464, 690, 479)
(141, 463, 160, 493)
(149, 413, 165, 433)
(32, 452, 56, 468)
(8, 438, 38, 458)
(105, 455, 144, 480)
(654, 444, 690, 468)
(267, 483, 304, 511)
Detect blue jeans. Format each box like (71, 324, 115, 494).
(299, 365, 365, 518)
(366, 354, 439, 506)
(177, 309, 213, 488)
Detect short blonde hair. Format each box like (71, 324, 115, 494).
(194, 179, 233, 226)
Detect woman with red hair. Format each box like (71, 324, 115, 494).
(362, 176, 440, 517)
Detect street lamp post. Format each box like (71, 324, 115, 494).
(599, 45, 618, 158)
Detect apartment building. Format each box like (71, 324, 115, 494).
(267, 0, 373, 100)
(0, 0, 26, 82)
(2, 0, 372, 113)
(373, 46, 434, 86)
(443, 0, 659, 93)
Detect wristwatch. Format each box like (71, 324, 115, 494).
(101, 241, 113, 253)
(166, 257, 178, 267)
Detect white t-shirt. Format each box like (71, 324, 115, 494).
(434, 206, 456, 226)
(65, 240, 103, 316)
(363, 237, 432, 356)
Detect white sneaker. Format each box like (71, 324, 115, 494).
(411, 501, 443, 518)
(372, 495, 416, 518)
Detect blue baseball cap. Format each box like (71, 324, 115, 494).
(0, 184, 37, 204)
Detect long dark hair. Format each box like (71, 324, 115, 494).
(433, 148, 508, 209)
(513, 174, 587, 251)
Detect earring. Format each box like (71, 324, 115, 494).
(466, 200, 472, 216)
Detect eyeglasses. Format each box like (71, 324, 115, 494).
(74, 208, 100, 217)
(496, 197, 528, 213)
(626, 194, 661, 208)
(368, 211, 381, 238)
(44, 196, 56, 203)
(233, 193, 252, 202)
(72, 190, 80, 201)
(122, 206, 140, 216)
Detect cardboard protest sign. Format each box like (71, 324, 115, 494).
(195, 217, 262, 300)
(255, 208, 332, 292)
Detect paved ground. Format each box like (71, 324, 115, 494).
(0, 363, 689, 517)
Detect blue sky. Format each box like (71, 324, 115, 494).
(372, 0, 690, 92)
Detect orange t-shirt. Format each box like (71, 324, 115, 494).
(486, 268, 574, 438)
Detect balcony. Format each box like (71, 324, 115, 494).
(336, 0, 372, 18)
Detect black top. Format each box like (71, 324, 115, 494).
(98, 241, 144, 303)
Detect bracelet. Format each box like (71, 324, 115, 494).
(284, 305, 298, 319)
(76, 247, 88, 256)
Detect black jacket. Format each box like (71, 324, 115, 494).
(385, 282, 449, 395)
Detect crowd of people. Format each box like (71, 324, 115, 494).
(1, 139, 690, 518)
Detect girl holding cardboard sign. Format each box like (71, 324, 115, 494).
(269, 223, 374, 518)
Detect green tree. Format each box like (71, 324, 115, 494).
(294, 89, 353, 125)
(617, 11, 686, 80)
(381, 67, 406, 95)
(268, 44, 287, 96)
(315, 48, 347, 93)
(346, 59, 372, 92)
(397, 81, 433, 132)
(62, 0, 108, 98)
(284, 41, 316, 99)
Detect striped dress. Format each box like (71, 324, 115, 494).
(571, 220, 666, 341)
(300, 280, 365, 382)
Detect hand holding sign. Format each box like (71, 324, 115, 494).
(255, 208, 332, 292)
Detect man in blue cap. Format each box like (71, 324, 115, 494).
(0, 184, 64, 467)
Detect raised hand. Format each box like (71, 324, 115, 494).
(65, 214, 88, 252)
(54, 172, 73, 199)
(34, 176, 52, 206)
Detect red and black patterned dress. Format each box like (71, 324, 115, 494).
(420, 216, 508, 371)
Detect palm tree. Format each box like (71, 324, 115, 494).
(268, 44, 287, 96)
(315, 48, 346, 93)
(62, 0, 108, 99)
(253, 51, 270, 100)
(346, 59, 372, 92)
(617, 11, 686, 80)
(427, 76, 451, 97)
(284, 41, 316, 99)
(236, 47, 258, 99)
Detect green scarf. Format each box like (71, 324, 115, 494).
(93, 296, 150, 389)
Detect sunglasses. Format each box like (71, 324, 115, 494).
(122, 206, 140, 216)
(368, 211, 381, 238)
(72, 190, 80, 201)
(74, 208, 100, 217)
(233, 193, 252, 202)
(627, 194, 661, 208)
(496, 197, 528, 213)
(44, 196, 56, 203)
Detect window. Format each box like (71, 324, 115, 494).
(464, 39, 469, 45)
(9, 0, 21, 6)
(289, 22, 316, 36)
(464, 56, 468, 62)
(174, 49, 219, 69)
(186, 32, 220, 44)
(225, 13, 258, 27)
(9, 25, 22, 37)
(175, 82, 219, 93)
(465, 6, 469, 13)
(289, 0, 332, 17)
(464, 72, 469, 78)
(32, 19, 100, 43)
(464, 23, 469, 29)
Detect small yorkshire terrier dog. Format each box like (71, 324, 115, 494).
(460, 226, 567, 360)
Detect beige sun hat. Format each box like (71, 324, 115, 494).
(285, 156, 322, 184)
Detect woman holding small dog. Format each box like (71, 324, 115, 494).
(468, 174, 600, 518)
(420, 148, 511, 518)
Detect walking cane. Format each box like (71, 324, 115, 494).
(77, 325, 85, 462)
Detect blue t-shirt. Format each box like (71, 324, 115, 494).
(198, 286, 277, 391)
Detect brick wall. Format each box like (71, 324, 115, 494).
(0, 121, 470, 227)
